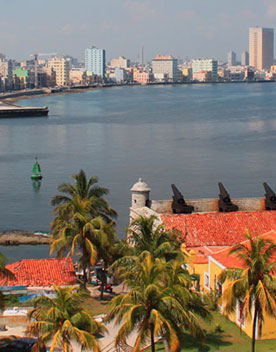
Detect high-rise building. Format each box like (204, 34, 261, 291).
(48, 57, 70, 86)
(192, 59, 218, 81)
(227, 51, 236, 66)
(152, 55, 178, 82)
(249, 27, 274, 70)
(85, 46, 106, 78)
(241, 51, 249, 66)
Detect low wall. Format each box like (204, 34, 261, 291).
(150, 197, 266, 214)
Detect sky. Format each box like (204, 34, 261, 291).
(1, 0, 276, 63)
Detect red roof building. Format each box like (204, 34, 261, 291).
(210, 230, 276, 270)
(161, 211, 276, 247)
(0, 258, 77, 287)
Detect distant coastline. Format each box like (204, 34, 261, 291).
(0, 79, 275, 104)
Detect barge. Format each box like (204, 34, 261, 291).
(0, 102, 48, 118)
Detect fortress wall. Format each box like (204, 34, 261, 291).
(149, 197, 266, 214)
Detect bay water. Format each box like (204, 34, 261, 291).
(1, 83, 276, 261)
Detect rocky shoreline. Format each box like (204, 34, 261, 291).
(0, 231, 50, 245)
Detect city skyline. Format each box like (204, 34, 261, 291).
(1, 0, 276, 61)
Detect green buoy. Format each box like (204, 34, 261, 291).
(31, 157, 43, 180)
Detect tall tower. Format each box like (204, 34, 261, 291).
(140, 46, 144, 66)
(249, 27, 274, 70)
(241, 51, 249, 66)
(130, 178, 150, 209)
(227, 51, 236, 66)
(85, 46, 106, 78)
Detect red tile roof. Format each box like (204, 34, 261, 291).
(162, 211, 276, 247)
(188, 246, 230, 264)
(0, 258, 77, 287)
(210, 230, 276, 269)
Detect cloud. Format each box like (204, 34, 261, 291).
(124, 1, 157, 20)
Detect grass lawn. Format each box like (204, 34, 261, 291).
(83, 296, 110, 316)
(154, 312, 276, 352)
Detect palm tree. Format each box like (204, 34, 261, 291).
(128, 215, 180, 259)
(219, 231, 276, 352)
(26, 285, 107, 352)
(51, 170, 117, 227)
(111, 215, 180, 277)
(107, 253, 209, 352)
(50, 170, 117, 289)
(50, 210, 111, 289)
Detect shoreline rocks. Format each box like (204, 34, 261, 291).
(0, 231, 50, 245)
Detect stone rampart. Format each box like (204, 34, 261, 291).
(149, 197, 266, 214)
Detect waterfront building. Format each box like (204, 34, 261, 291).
(85, 46, 106, 79)
(227, 51, 236, 66)
(249, 27, 274, 70)
(70, 68, 86, 85)
(110, 56, 130, 69)
(114, 67, 127, 83)
(12, 67, 30, 89)
(182, 67, 193, 81)
(48, 57, 70, 86)
(241, 51, 249, 66)
(0, 59, 13, 90)
(133, 67, 152, 84)
(152, 55, 178, 82)
(192, 59, 218, 81)
(193, 71, 212, 82)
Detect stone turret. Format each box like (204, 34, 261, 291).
(130, 178, 150, 208)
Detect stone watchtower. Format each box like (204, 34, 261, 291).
(130, 178, 151, 209)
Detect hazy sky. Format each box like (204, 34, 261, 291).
(1, 0, 276, 62)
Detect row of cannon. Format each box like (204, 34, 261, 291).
(171, 182, 276, 214)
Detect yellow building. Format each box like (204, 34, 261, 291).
(48, 57, 70, 86)
(203, 230, 276, 340)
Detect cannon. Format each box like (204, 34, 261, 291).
(218, 182, 239, 212)
(171, 184, 194, 214)
(263, 182, 276, 210)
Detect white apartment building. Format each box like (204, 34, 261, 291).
(249, 27, 274, 70)
(48, 57, 70, 86)
(152, 55, 178, 82)
(85, 46, 106, 78)
(192, 59, 218, 81)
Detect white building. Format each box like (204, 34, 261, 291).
(249, 27, 274, 70)
(85, 46, 106, 78)
(152, 55, 178, 82)
(192, 59, 218, 81)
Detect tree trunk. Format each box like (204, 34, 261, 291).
(252, 303, 258, 352)
(100, 283, 104, 300)
(83, 265, 87, 290)
(150, 324, 155, 352)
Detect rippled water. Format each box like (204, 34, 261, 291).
(1, 83, 276, 261)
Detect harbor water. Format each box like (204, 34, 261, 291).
(1, 83, 276, 261)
